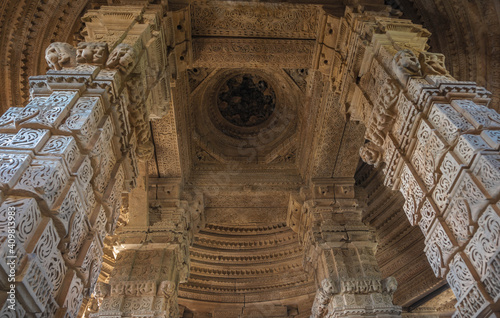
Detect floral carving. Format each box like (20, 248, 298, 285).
(217, 74, 276, 127)
(192, 38, 314, 68)
(190, 2, 319, 39)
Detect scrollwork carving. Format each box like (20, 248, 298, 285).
(190, 2, 319, 39)
(465, 206, 500, 279)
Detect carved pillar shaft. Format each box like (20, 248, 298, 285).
(89, 247, 180, 318)
(289, 181, 401, 317)
(94, 179, 204, 317)
(0, 4, 173, 317)
(0, 68, 129, 318)
(322, 6, 500, 317)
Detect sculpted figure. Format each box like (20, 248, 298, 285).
(130, 108, 153, 160)
(382, 276, 398, 295)
(94, 282, 111, 298)
(106, 43, 137, 74)
(158, 280, 176, 298)
(126, 77, 154, 159)
(116, 209, 129, 229)
(379, 79, 400, 110)
(310, 278, 336, 318)
(372, 104, 396, 131)
(359, 142, 383, 167)
(420, 52, 448, 75)
(76, 42, 109, 65)
(392, 49, 421, 77)
(365, 123, 386, 146)
(45, 42, 76, 70)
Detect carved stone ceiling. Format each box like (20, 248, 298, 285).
(1, 0, 498, 315)
(145, 1, 449, 315)
(0, 0, 498, 113)
(153, 2, 362, 314)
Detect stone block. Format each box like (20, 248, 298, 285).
(0, 152, 33, 190)
(454, 134, 492, 167)
(25, 218, 67, 296)
(432, 151, 463, 213)
(39, 135, 80, 172)
(56, 270, 84, 318)
(13, 158, 70, 209)
(465, 205, 500, 279)
(427, 103, 474, 145)
(0, 198, 42, 248)
(470, 152, 500, 198)
(16, 253, 53, 313)
(451, 99, 500, 129)
(0, 128, 51, 152)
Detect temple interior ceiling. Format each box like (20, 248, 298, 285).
(1, 0, 498, 317)
(0, 0, 498, 113)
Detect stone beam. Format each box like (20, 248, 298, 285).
(192, 38, 315, 69)
(189, 1, 321, 39)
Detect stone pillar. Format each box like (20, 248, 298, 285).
(0, 4, 172, 317)
(319, 6, 500, 317)
(88, 179, 204, 317)
(88, 247, 181, 318)
(288, 179, 401, 317)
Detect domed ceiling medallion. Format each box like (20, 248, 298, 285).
(217, 74, 276, 127)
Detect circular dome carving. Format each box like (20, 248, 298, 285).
(191, 68, 301, 161)
(217, 74, 276, 127)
